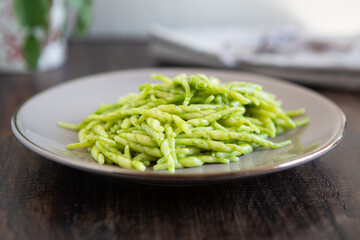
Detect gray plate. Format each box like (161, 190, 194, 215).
(11, 68, 346, 185)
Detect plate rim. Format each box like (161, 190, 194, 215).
(11, 67, 347, 182)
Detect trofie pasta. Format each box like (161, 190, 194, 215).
(59, 74, 309, 173)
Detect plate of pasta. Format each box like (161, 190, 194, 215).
(11, 68, 346, 185)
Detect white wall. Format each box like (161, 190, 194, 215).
(275, 0, 360, 36)
(88, 0, 292, 39)
(88, 0, 360, 39)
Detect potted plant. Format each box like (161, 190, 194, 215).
(0, 0, 92, 72)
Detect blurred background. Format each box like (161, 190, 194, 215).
(2, 0, 360, 89)
(88, 0, 360, 39)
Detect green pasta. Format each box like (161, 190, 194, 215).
(59, 73, 309, 173)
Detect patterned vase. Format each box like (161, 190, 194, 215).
(0, 0, 67, 73)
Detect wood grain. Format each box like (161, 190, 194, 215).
(0, 41, 359, 240)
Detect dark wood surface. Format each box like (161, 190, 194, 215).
(1, 41, 359, 240)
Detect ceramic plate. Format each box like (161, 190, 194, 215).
(11, 68, 346, 185)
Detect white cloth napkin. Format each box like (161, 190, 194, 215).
(150, 25, 360, 90)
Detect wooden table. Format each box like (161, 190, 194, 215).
(1, 41, 359, 240)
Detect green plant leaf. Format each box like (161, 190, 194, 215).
(13, 0, 49, 28)
(70, 0, 92, 11)
(76, 4, 92, 37)
(70, 0, 93, 37)
(23, 33, 41, 70)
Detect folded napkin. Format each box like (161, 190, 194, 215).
(150, 25, 360, 90)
